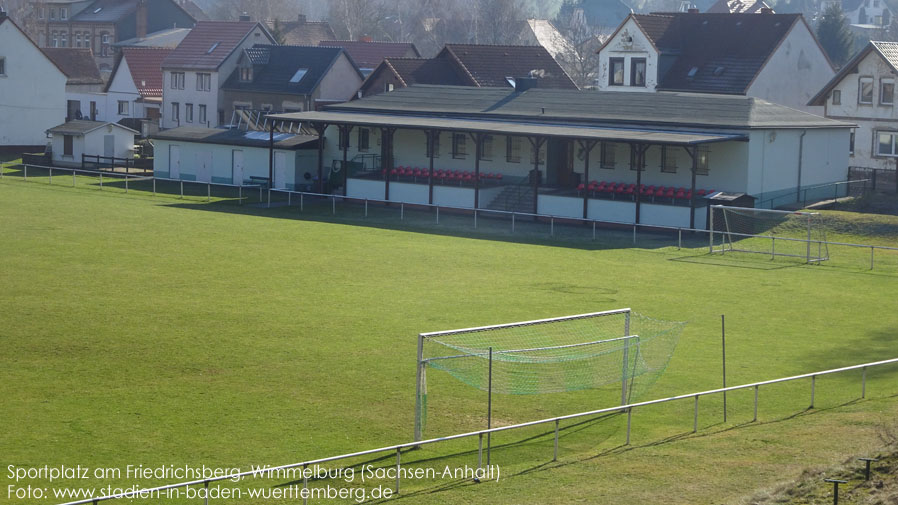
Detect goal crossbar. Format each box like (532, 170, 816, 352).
(422, 334, 641, 362)
(419, 308, 631, 339)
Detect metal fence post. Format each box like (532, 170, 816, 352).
(365, 198, 368, 217)
(870, 246, 875, 270)
(693, 395, 699, 433)
(395, 448, 401, 494)
(475, 209, 478, 229)
(862, 367, 867, 398)
(238, 185, 242, 205)
(332, 195, 336, 215)
(302, 464, 308, 505)
(753, 385, 759, 422)
(550, 419, 559, 462)
(180, 180, 183, 199)
(24, 164, 27, 180)
(48, 167, 52, 184)
(206, 183, 210, 201)
(511, 212, 515, 232)
(592, 221, 596, 240)
(436, 206, 439, 224)
(126, 176, 129, 193)
(810, 375, 816, 408)
(626, 408, 632, 445)
(153, 178, 156, 196)
(100, 172, 103, 189)
(401, 203, 404, 220)
(73, 170, 76, 187)
(632, 224, 636, 244)
(550, 217, 554, 236)
(267, 189, 271, 208)
(300, 193, 303, 211)
(259, 185, 262, 203)
(678, 228, 682, 249)
(203, 480, 209, 505)
(478, 433, 483, 471)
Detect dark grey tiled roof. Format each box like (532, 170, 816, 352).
(151, 126, 318, 149)
(327, 84, 850, 130)
(222, 45, 354, 96)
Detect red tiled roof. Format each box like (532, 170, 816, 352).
(441, 44, 578, 89)
(42, 48, 104, 85)
(120, 47, 172, 99)
(163, 21, 266, 70)
(318, 40, 420, 69)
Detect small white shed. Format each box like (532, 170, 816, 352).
(46, 120, 138, 168)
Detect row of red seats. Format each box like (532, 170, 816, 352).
(576, 181, 714, 200)
(382, 166, 504, 182)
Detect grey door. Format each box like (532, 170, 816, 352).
(103, 135, 115, 158)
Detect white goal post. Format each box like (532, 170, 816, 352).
(708, 205, 829, 263)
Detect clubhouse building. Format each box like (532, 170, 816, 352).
(153, 84, 852, 229)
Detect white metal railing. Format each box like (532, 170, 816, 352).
(54, 356, 898, 505)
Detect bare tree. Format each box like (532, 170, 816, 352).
(475, 0, 527, 45)
(554, 1, 604, 88)
(208, 0, 295, 22)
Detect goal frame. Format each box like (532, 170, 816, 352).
(708, 205, 829, 263)
(414, 308, 633, 441)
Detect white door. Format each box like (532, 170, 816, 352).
(168, 145, 180, 179)
(195, 151, 212, 182)
(104, 135, 115, 158)
(274, 151, 287, 189)
(232, 150, 244, 185)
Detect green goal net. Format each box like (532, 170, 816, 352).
(414, 308, 685, 440)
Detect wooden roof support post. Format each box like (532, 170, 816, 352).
(381, 127, 396, 201)
(340, 124, 352, 196)
(427, 129, 437, 205)
(683, 145, 698, 230)
(311, 122, 329, 193)
(578, 139, 598, 220)
(470, 132, 482, 209)
(268, 122, 274, 187)
(527, 136, 546, 216)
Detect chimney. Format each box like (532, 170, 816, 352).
(239, 13, 251, 21)
(359, 35, 373, 42)
(514, 76, 538, 92)
(0, 9, 7, 21)
(136, 0, 147, 39)
(687, 7, 699, 13)
(297, 13, 306, 24)
(760, 6, 773, 13)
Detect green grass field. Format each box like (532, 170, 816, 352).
(2, 164, 898, 505)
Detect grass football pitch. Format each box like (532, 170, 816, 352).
(2, 167, 898, 504)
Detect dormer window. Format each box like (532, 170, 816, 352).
(687, 67, 699, 80)
(240, 67, 253, 82)
(631, 58, 646, 87)
(289, 68, 308, 83)
(60, 7, 67, 20)
(609, 57, 624, 86)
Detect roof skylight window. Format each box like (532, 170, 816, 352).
(207, 42, 220, 54)
(289, 68, 308, 83)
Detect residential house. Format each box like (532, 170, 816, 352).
(105, 47, 172, 133)
(32, 0, 196, 73)
(706, 0, 773, 13)
(318, 39, 420, 77)
(46, 119, 137, 167)
(265, 14, 335, 46)
(836, 0, 892, 28)
(269, 85, 850, 226)
(221, 45, 364, 119)
(151, 126, 319, 189)
(596, 12, 835, 112)
(0, 12, 67, 149)
(808, 41, 898, 170)
(43, 47, 105, 121)
(357, 44, 579, 98)
(161, 20, 275, 129)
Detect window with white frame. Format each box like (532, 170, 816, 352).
(74, 32, 80, 47)
(171, 102, 180, 123)
(60, 7, 67, 20)
(117, 100, 129, 115)
(0, 57, 5, 76)
(506, 136, 521, 163)
(60, 31, 67, 47)
(171, 72, 185, 89)
(849, 130, 855, 154)
(50, 7, 57, 19)
(100, 33, 110, 56)
(859, 77, 874, 104)
(185, 103, 193, 122)
(877, 131, 898, 156)
(196, 73, 211, 91)
(881, 78, 894, 105)
(199, 104, 207, 124)
(51, 31, 58, 47)
(631, 58, 646, 87)
(609, 57, 624, 86)
(832, 89, 841, 105)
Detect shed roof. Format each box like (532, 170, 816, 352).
(162, 21, 268, 70)
(320, 85, 849, 130)
(42, 48, 104, 85)
(151, 126, 318, 149)
(47, 120, 139, 135)
(222, 45, 359, 95)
